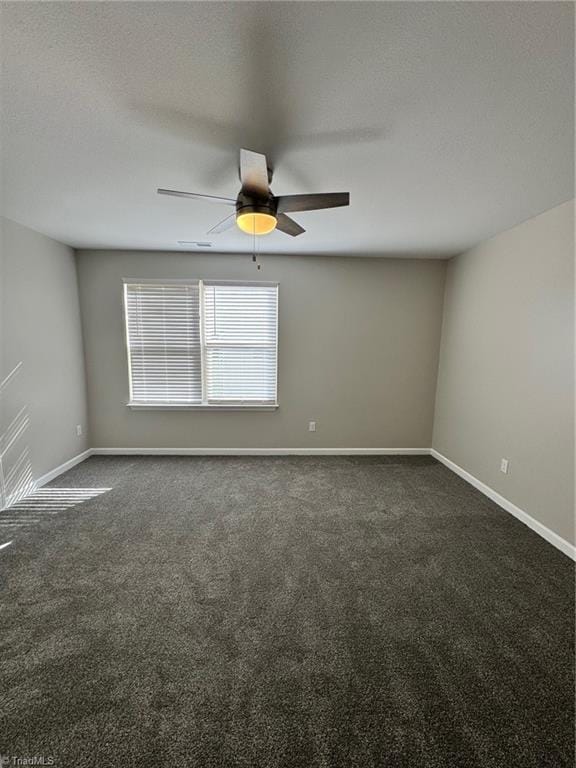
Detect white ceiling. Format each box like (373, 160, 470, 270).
(1, 1, 573, 257)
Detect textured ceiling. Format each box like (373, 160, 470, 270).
(1, 1, 574, 257)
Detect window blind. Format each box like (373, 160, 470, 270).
(203, 282, 278, 403)
(124, 281, 278, 406)
(124, 282, 202, 404)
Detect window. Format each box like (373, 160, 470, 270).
(123, 280, 278, 407)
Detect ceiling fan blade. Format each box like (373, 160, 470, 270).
(239, 149, 270, 198)
(276, 213, 305, 237)
(207, 212, 236, 235)
(275, 192, 350, 214)
(157, 188, 236, 205)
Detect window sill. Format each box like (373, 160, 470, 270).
(127, 402, 279, 412)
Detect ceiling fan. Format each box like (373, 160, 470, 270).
(157, 148, 350, 237)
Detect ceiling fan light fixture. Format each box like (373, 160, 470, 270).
(158, 148, 349, 239)
(236, 211, 277, 235)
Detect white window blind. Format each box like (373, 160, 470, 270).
(124, 282, 202, 404)
(203, 282, 278, 403)
(124, 280, 278, 407)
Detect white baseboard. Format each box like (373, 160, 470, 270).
(91, 447, 430, 456)
(430, 449, 576, 561)
(35, 449, 93, 488)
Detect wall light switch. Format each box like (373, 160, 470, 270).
(308, 421, 316, 432)
(76, 424, 83, 437)
(500, 458, 509, 474)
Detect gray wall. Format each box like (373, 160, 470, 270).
(76, 251, 447, 450)
(1, 217, 88, 483)
(433, 200, 575, 545)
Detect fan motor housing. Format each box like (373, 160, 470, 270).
(235, 192, 276, 216)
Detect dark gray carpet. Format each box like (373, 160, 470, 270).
(0, 456, 573, 768)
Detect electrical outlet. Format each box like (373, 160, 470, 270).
(500, 458, 509, 474)
(76, 424, 83, 437)
(308, 421, 316, 432)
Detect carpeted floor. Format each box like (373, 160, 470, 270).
(0, 456, 573, 768)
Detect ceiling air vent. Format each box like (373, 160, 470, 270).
(177, 241, 212, 248)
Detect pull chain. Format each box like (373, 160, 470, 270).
(251, 219, 261, 270)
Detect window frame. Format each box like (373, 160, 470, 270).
(122, 278, 279, 411)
